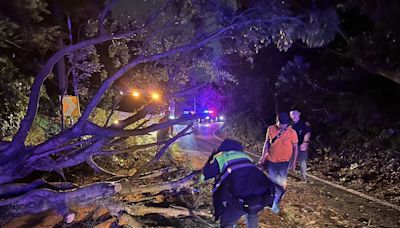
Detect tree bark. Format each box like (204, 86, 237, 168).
(0, 182, 121, 217)
(124, 205, 212, 219)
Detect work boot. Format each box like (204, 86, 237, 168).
(271, 203, 280, 214)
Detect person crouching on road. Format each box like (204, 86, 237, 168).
(200, 139, 275, 228)
(259, 112, 298, 214)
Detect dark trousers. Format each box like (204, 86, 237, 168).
(263, 161, 289, 209)
(219, 204, 259, 228)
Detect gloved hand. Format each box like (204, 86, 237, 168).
(191, 170, 204, 184)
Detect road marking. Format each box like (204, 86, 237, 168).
(181, 149, 210, 154)
(212, 125, 224, 142)
(307, 173, 400, 211)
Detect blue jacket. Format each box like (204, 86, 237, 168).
(201, 150, 275, 218)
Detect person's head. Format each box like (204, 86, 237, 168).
(289, 110, 301, 123)
(216, 139, 244, 153)
(276, 112, 290, 128)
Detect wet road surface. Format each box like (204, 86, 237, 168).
(174, 122, 223, 153)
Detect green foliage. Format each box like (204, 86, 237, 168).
(332, 0, 400, 84)
(108, 40, 130, 68)
(25, 123, 46, 146)
(31, 26, 61, 55)
(33, 115, 60, 139)
(14, 0, 50, 22)
(299, 8, 339, 48)
(0, 1, 60, 137)
(0, 18, 20, 49)
(223, 4, 339, 59)
(24, 114, 60, 146)
(67, 45, 103, 98)
(89, 108, 114, 127)
(0, 57, 31, 137)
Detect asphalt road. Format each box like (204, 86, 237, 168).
(174, 122, 223, 153)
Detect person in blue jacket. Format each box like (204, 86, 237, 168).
(200, 139, 275, 228)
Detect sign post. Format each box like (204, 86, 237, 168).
(62, 95, 80, 118)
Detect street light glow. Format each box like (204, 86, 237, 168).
(113, 120, 119, 124)
(151, 92, 160, 100)
(132, 91, 140, 97)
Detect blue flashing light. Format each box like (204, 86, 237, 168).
(183, 111, 190, 114)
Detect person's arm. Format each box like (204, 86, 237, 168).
(200, 153, 220, 182)
(290, 143, 298, 170)
(300, 132, 311, 151)
(290, 129, 299, 170)
(259, 127, 270, 164)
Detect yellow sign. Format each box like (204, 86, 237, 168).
(62, 95, 80, 117)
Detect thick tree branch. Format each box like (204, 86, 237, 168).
(5, 12, 304, 166)
(122, 170, 199, 195)
(0, 179, 76, 198)
(98, 0, 118, 36)
(31, 139, 107, 171)
(172, 83, 208, 98)
(86, 156, 120, 176)
(117, 103, 157, 128)
(104, 95, 123, 127)
(0, 182, 121, 216)
(84, 115, 196, 138)
(131, 124, 193, 179)
(6, 30, 143, 158)
(28, 137, 97, 164)
(77, 17, 304, 127)
(138, 167, 178, 180)
(97, 140, 168, 156)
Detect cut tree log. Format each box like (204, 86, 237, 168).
(2, 210, 63, 228)
(94, 217, 117, 228)
(124, 204, 213, 219)
(118, 213, 143, 228)
(0, 182, 121, 221)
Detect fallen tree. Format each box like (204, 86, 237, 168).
(0, 0, 339, 225)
